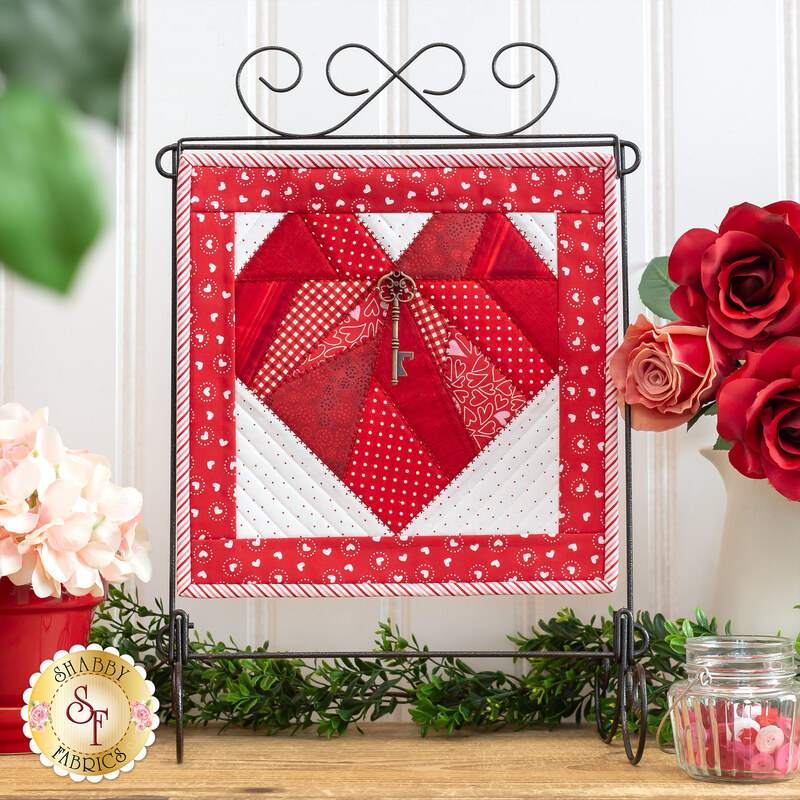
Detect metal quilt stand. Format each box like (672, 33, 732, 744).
(155, 43, 649, 764)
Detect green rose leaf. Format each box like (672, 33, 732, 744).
(713, 435, 734, 451)
(0, 85, 104, 292)
(0, 0, 130, 126)
(686, 401, 719, 431)
(639, 256, 678, 320)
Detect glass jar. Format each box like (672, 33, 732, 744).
(668, 636, 800, 782)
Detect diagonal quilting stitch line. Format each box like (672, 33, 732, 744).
(405, 384, 559, 533)
(235, 437, 324, 540)
(396, 376, 559, 532)
(238, 382, 352, 526)
(235, 508, 265, 541)
(354, 212, 430, 262)
(422, 279, 554, 397)
(407, 458, 560, 536)
(514, 484, 561, 529)
(235, 488, 278, 539)
(463, 212, 492, 277)
(482, 402, 559, 504)
(236, 379, 392, 536)
(355, 211, 433, 264)
(414, 280, 537, 446)
(504, 212, 559, 277)
(237, 411, 337, 539)
(478, 278, 558, 371)
(237, 424, 383, 540)
(340, 323, 392, 481)
(237, 292, 563, 536)
(234, 504, 264, 539)
(234, 212, 286, 275)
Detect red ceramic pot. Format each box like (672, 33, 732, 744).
(0, 578, 104, 754)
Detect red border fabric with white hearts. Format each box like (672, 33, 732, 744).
(175, 151, 620, 599)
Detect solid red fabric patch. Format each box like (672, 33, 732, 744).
(467, 214, 553, 279)
(235, 280, 299, 386)
(372, 302, 479, 481)
(268, 335, 380, 479)
(242, 214, 338, 280)
(483, 278, 559, 369)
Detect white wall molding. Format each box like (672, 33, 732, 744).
(115, 0, 147, 489)
(778, 0, 800, 200)
(643, 0, 677, 616)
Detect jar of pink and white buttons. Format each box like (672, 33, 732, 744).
(667, 636, 800, 782)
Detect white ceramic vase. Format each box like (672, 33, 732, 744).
(702, 447, 800, 637)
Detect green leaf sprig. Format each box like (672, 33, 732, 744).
(90, 586, 800, 744)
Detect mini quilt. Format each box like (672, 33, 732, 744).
(175, 151, 620, 598)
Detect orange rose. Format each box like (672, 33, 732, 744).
(609, 315, 735, 431)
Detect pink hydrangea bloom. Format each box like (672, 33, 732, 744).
(0, 404, 151, 598)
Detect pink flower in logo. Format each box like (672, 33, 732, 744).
(130, 700, 152, 732)
(29, 700, 50, 732)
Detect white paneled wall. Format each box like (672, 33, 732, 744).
(2, 1, 798, 658)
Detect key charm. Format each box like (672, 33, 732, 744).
(376, 270, 417, 385)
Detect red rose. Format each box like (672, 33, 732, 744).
(609, 315, 734, 432)
(669, 201, 800, 357)
(717, 337, 800, 501)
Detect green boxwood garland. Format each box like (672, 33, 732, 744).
(89, 586, 798, 742)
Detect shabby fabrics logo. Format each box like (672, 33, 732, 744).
(21, 644, 158, 782)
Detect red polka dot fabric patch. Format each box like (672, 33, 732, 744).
(419, 280, 553, 399)
(174, 151, 621, 599)
(345, 381, 448, 533)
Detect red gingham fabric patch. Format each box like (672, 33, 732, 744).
(251, 280, 371, 396)
(293, 293, 388, 376)
(408, 294, 450, 366)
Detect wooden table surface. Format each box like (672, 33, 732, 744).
(2, 723, 799, 799)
